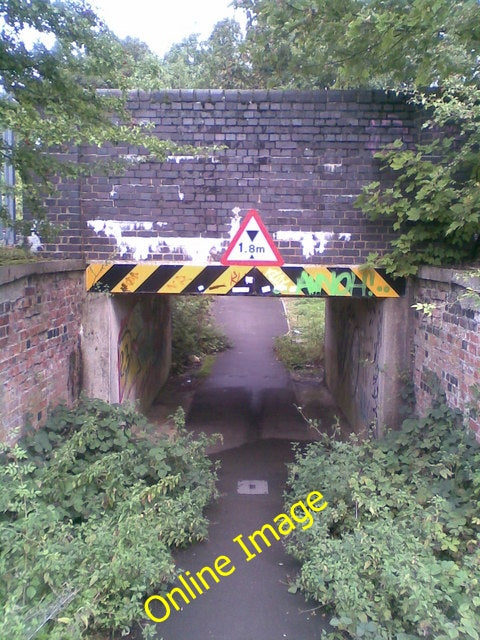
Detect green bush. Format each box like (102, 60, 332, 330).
(171, 297, 230, 373)
(275, 299, 325, 371)
(0, 398, 218, 639)
(285, 400, 480, 640)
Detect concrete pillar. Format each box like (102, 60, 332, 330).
(324, 295, 412, 436)
(81, 293, 171, 411)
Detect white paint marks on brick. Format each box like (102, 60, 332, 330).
(167, 155, 219, 164)
(323, 163, 342, 172)
(274, 229, 352, 258)
(230, 208, 242, 238)
(167, 155, 197, 163)
(275, 230, 317, 259)
(119, 154, 149, 163)
(86, 212, 241, 262)
(162, 237, 225, 262)
(316, 231, 335, 254)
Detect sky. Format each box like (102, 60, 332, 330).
(90, 0, 246, 56)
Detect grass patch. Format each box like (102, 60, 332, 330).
(171, 297, 230, 374)
(275, 298, 325, 373)
(0, 246, 40, 265)
(194, 353, 217, 381)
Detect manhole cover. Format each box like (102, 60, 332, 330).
(237, 480, 268, 495)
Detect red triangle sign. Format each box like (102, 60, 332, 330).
(221, 209, 284, 266)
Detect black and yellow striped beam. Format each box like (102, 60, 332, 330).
(86, 263, 405, 297)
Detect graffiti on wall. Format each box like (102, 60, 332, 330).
(86, 264, 404, 298)
(335, 300, 383, 431)
(118, 301, 167, 403)
(295, 268, 391, 297)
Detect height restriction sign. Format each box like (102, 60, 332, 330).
(221, 209, 284, 266)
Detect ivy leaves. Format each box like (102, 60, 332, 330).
(355, 82, 480, 276)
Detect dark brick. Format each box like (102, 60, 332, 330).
(32, 89, 428, 264)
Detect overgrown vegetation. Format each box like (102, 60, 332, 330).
(0, 398, 218, 639)
(0, 245, 42, 265)
(171, 297, 230, 374)
(0, 1, 205, 242)
(285, 399, 480, 640)
(275, 299, 325, 373)
(356, 82, 480, 276)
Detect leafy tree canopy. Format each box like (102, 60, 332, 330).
(235, 0, 480, 89)
(232, 0, 480, 275)
(0, 0, 195, 239)
(117, 19, 253, 90)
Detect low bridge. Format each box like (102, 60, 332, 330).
(40, 90, 420, 433)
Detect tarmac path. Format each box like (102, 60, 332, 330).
(151, 297, 329, 639)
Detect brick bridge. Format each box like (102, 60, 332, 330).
(7, 90, 475, 442)
(45, 88, 417, 270)
(39, 89, 422, 434)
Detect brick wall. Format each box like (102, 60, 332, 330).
(41, 89, 419, 264)
(0, 261, 85, 441)
(412, 267, 480, 438)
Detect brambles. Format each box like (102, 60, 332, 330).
(285, 399, 480, 640)
(0, 398, 218, 639)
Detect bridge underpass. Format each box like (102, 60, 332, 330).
(83, 258, 409, 437)
(46, 88, 416, 435)
(81, 283, 408, 640)
(2, 87, 431, 638)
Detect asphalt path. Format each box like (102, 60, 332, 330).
(187, 296, 318, 451)
(150, 297, 329, 639)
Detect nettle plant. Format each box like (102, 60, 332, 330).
(0, 398, 219, 640)
(285, 398, 480, 640)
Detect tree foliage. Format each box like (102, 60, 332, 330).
(357, 81, 480, 275)
(235, 0, 480, 89)
(119, 19, 253, 90)
(233, 0, 480, 274)
(0, 0, 196, 240)
(2, 0, 480, 272)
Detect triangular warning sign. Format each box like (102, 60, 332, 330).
(221, 209, 284, 266)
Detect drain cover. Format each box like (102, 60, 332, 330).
(237, 480, 268, 495)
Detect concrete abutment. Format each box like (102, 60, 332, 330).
(0, 262, 172, 439)
(324, 295, 412, 435)
(82, 293, 172, 411)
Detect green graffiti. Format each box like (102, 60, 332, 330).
(295, 268, 388, 297)
(296, 270, 355, 296)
